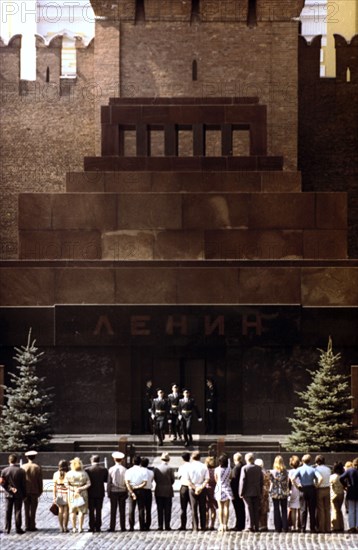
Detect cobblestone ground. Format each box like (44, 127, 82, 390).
(1, 492, 358, 550)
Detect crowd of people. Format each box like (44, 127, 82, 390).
(1, 450, 358, 534)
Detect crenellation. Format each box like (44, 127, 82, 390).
(0, 34, 21, 85)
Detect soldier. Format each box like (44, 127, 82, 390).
(143, 379, 155, 434)
(178, 389, 202, 447)
(151, 389, 169, 446)
(22, 450, 43, 532)
(205, 378, 218, 434)
(167, 383, 182, 441)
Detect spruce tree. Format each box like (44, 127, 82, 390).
(0, 329, 53, 451)
(286, 337, 353, 452)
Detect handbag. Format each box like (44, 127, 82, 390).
(72, 495, 85, 508)
(50, 503, 59, 516)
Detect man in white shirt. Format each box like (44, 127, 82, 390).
(107, 451, 127, 532)
(140, 457, 154, 531)
(187, 451, 209, 531)
(315, 455, 331, 533)
(125, 456, 147, 531)
(177, 451, 191, 530)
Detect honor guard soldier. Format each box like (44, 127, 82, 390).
(151, 389, 169, 446)
(143, 379, 155, 434)
(205, 378, 218, 434)
(178, 389, 202, 447)
(167, 384, 182, 441)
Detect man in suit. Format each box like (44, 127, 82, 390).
(21, 450, 43, 532)
(231, 452, 246, 531)
(239, 452, 263, 532)
(178, 389, 202, 447)
(153, 452, 175, 531)
(85, 454, 108, 532)
(205, 378, 218, 434)
(151, 389, 169, 446)
(1, 454, 27, 534)
(167, 383, 182, 441)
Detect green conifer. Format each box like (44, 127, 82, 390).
(286, 337, 353, 452)
(0, 329, 53, 451)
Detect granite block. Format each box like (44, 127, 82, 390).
(55, 268, 116, 304)
(261, 172, 302, 193)
(19, 230, 101, 259)
(238, 268, 301, 304)
(183, 194, 249, 229)
(176, 268, 239, 304)
(249, 193, 315, 229)
(316, 193, 347, 229)
(302, 268, 358, 306)
(102, 230, 154, 260)
(154, 230, 205, 260)
(117, 194, 182, 229)
(115, 268, 177, 303)
(303, 230, 348, 259)
(52, 194, 117, 230)
(18, 194, 52, 229)
(0, 268, 55, 306)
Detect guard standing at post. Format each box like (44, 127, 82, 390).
(178, 389, 202, 447)
(167, 383, 182, 441)
(151, 389, 169, 446)
(143, 379, 155, 434)
(205, 378, 218, 434)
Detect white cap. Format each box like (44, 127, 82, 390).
(25, 450, 38, 457)
(112, 451, 125, 459)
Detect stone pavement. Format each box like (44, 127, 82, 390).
(1, 492, 358, 550)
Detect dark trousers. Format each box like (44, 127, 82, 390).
(155, 496, 172, 530)
(180, 485, 190, 529)
(316, 487, 330, 533)
(24, 494, 39, 530)
(181, 416, 193, 444)
(142, 489, 152, 530)
(232, 496, 246, 530)
(5, 497, 23, 533)
(155, 417, 166, 444)
(300, 485, 316, 532)
(128, 489, 145, 530)
(170, 415, 181, 438)
(88, 497, 104, 532)
(205, 409, 216, 434)
(109, 492, 127, 531)
(273, 498, 288, 532)
(189, 488, 207, 531)
(243, 496, 260, 531)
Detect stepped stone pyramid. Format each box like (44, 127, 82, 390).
(4, 97, 354, 308)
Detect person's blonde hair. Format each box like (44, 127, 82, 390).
(70, 457, 83, 471)
(344, 461, 353, 470)
(205, 456, 216, 468)
(273, 455, 286, 472)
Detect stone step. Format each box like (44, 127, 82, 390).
(66, 171, 301, 193)
(83, 155, 284, 172)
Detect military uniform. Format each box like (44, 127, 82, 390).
(151, 397, 169, 445)
(178, 397, 202, 446)
(167, 392, 182, 440)
(143, 383, 155, 434)
(205, 383, 217, 434)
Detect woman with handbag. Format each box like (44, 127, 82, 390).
(269, 455, 290, 533)
(53, 460, 70, 532)
(65, 457, 91, 533)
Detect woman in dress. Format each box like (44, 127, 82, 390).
(330, 462, 345, 532)
(53, 460, 69, 532)
(270, 455, 290, 533)
(288, 455, 301, 531)
(214, 454, 233, 532)
(65, 457, 91, 533)
(205, 456, 217, 530)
